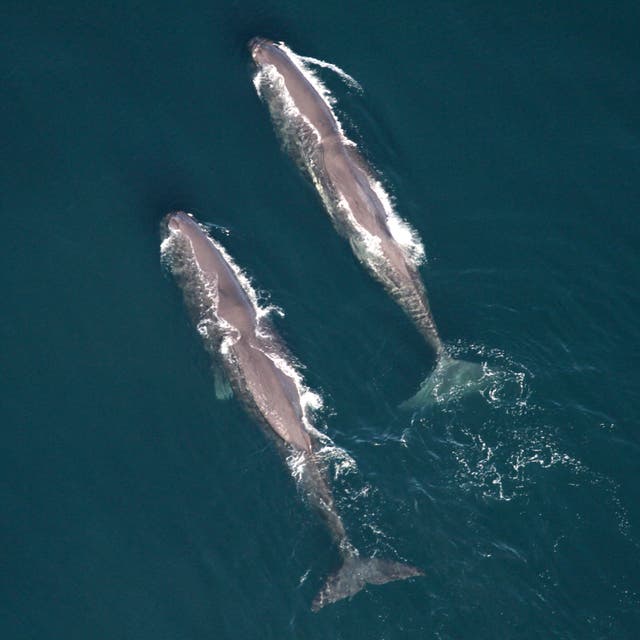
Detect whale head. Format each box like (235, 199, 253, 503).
(248, 37, 279, 67)
(162, 210, 193, 236)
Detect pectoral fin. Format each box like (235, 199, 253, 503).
(213, 368, 233, 400)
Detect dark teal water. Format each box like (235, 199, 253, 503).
(2, 2, 639, 638)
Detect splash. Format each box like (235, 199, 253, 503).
(369, 178, 425, 267)
(406, 342, 532, 410)
(276, 42, 353, 143)
(297, 53, 364, 93)
(406, 343, 634, 542)
(253, 63, 321, 146)
(336, 192, 384, 261)
(286, 450, 309, 483)
(262, 348, 324, 432)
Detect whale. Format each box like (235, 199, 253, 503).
(161, 211, 423, 610)
(250, 39, 482, 402)
(249, 38, 444, 355)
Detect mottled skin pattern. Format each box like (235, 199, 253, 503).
(166, 211, 312, 452)
(250, 38, 444, 357)
(164, 211, 350, 540)
(163, 211, 423, 609)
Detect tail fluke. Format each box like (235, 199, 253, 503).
(311, 556, 424, 612)
(401, 356, 486, 409)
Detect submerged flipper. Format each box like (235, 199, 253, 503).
(312, 556, 423, 612)
(402, 356, 485, 409)
(213, 368, 233, 400)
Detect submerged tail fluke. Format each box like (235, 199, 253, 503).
(311, 556, 424, 612)
(402, 355, 486, 409)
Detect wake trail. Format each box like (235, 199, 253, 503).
(297, 54, 364, 93)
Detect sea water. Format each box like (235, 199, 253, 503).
(1, 1, 638, 638)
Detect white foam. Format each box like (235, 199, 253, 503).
(369, 178, 426, 266)
(277, 42, 338, 107)
(285, 450, 309, 483)
(298, 568, 311, 586)
(272, 42, 354, 146)
(159, 228, 179, 261)
(262, 349, 323, 425)
(252, 70, 264, 97)
(336, 192, 384, 260)
(297, 54, 364, 93)
(327, 446, 358, 480)
(254, 63, 322, 145)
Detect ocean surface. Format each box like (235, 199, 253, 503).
(2, 2, 639, 638)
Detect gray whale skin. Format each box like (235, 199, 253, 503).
(249, 37, 444, 356)
(250, 38, 485, 404)
(162, 211, 423, 611)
